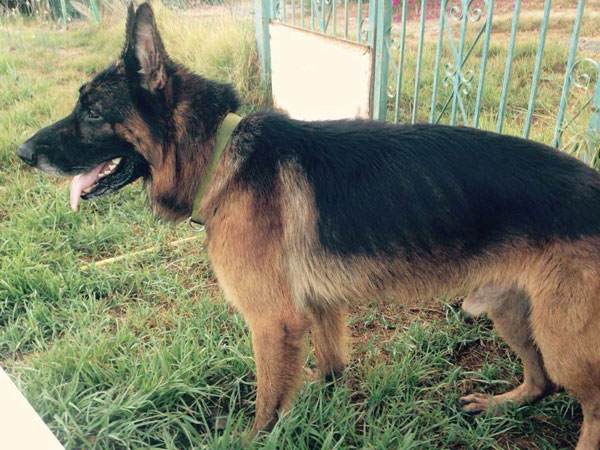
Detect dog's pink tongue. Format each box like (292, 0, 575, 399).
(69, 162, 108, 212)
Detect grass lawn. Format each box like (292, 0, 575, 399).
(0, 3, 597, 448)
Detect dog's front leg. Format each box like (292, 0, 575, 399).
(310, 305, 349, 381)
(246, 306, 310, 436)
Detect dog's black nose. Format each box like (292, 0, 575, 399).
(17, 142, 37, 166)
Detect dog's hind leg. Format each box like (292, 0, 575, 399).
(577, 399, 600, 450)
(526, 250, 600, 450)
(459, 283, 554, 414)
(533, 309, 600, 450)
(309, 305, 349, 381)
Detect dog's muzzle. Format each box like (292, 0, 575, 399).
(17, 142, 37, 166)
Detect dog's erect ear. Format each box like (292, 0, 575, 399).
(121, 3, 136, 58)
(124, 2, 168, 93)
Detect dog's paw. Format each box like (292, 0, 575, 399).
(458, 393, 493, 415)
(303, 367, 320, 382)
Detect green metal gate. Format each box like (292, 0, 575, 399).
(254, 0, 600, 162)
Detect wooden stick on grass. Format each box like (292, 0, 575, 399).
(81, 235, 204, 270)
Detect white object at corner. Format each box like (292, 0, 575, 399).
(0, 367, 64, 450)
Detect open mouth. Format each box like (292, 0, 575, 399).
(69, 155, 148, 211)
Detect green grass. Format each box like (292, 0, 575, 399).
(0, 4, 595, 449)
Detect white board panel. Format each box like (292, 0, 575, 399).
(269, 23, 372, 121)
(0, 367, 64, 450)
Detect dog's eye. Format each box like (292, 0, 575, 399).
(86, 109, 102, 121)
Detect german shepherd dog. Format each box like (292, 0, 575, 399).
(17, 3, 600, 448)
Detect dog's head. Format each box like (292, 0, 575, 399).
(18, 3, 201, 213)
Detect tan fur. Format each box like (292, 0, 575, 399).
(310, 305, 349, 379)
(193, 155, 600, 448)
(115, 101, 215, 221)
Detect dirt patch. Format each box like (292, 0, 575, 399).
(452, 332, 497, 371)
(348, 298, 449, 364)
(496, 405, 582, 450)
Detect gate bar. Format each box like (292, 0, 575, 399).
(472, 0, 495, 128)
(373, 0, 392, 120)
(412, 0, 427, 124)
(496, 0, 521, 133)
(523, 0, 551, 138)
(553, 0, 586, 148)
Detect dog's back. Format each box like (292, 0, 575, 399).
(232, 113, 600, 258)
